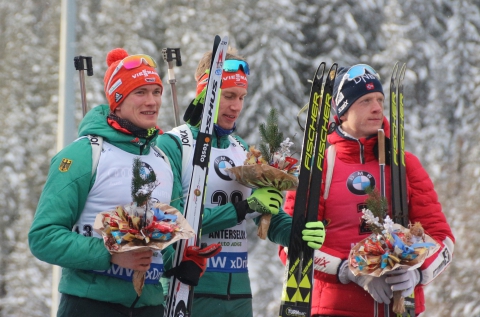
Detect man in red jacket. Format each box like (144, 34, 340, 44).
(279, 64, 454, 317)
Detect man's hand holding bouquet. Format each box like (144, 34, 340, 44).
(93, 157, 195, 296)
(226, 109, 298, 239)
(347, 188, 439, 314)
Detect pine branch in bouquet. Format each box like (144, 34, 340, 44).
(258, 108, 283, 164)
(229, 108, 298, 240)
(131, 157, 157, 207)
(363, 186, 388, 234)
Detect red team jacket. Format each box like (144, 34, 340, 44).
(279, 119, 455, 317)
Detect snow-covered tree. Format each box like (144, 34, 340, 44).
(0, 1, 473, 316)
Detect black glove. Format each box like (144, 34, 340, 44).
(183, 88, 206, 127)
(164, 244, 222, 286)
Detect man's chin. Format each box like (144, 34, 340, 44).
(217, 122, 235, 130)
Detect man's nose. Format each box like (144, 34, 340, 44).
(373, 100, 383, 112)
(230, 98, 243, 110)
(146, 92, 158, 105)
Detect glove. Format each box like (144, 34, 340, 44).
(247, 187, 283, 215)
(385, 268, 421, 297)
(234, 187, 283, 222)
(183, 87, 206, 127)
(338, 261, 392, 304)
(302, 221, 325, 250)
(164, 243, 222, 286)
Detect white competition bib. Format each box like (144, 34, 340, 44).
(168, 127, 252, 273)
(200, 144, 251, 273)
(76, 142, 173, 284)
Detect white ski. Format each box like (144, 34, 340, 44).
(164, 34, 229, 317)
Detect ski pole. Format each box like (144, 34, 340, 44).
(162, 48, 182, 126)
(378, 129, 390, 317)
(296, 103, 308, 132)
(378, 129, 386, 199)
(74, 56, 93, 117)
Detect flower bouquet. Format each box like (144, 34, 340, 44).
(347, 189, 439, 313)
(226, 108, 298, 239)
(93, 158, 194, 296)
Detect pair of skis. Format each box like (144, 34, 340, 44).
(279, 62, 338, 317)
(389, 63, 415, 317)
(375, 63, 412, 317)
(164, 35, 228, 317)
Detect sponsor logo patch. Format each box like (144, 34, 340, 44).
(115, 92, 123, 103)
(214, 155, 235, 181)
(108, 79, 122, 95)
(346, 171, 376, 195)
(338, 100, 349, 113)
(59, 158, 72, 172)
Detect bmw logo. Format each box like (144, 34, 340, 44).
(346, 171, 376, 195)
(214, 156, 235, 181)
(139, 161, 155, 181)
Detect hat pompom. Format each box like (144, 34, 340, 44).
(106, 48, 129, 67)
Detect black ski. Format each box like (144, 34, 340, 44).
(389, 63, 414, 317)
(279, 62, 338, 317)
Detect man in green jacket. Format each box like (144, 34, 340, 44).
(157, 47, 326, 317)
(29, 48, 204, 317)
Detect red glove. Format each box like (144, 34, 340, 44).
(164, 243, 222, 286)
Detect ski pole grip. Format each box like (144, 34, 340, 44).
(74, 56, 94, 75)
(86, 57, 93, 76)
(74, 56, 94, 117)
(378, 129, 386, 200)
(162, 48, 182, 67)
(161, 48, 182, 126)
(378, 129, 385, 165)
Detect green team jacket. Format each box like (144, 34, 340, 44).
(157, 124, 292, 298)
(28, 105, 183, 307)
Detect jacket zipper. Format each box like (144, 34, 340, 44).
(227, 273, 232, 300)
(139, 135, 155, 155)
(357, 140, 365, 164)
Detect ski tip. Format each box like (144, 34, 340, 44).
(212, 35, 221, 50)
(209, 35, 229, 77)
(399, 63, 407, 81)
(213, 35, 229, 46)
(391, 62, 399, 82)
(314, 62, 326, 81)
(328, 63, 338, 82)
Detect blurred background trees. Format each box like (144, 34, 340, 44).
(0, 0, 474, 315)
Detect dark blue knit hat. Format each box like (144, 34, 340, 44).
(333, 64, 384, 118)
